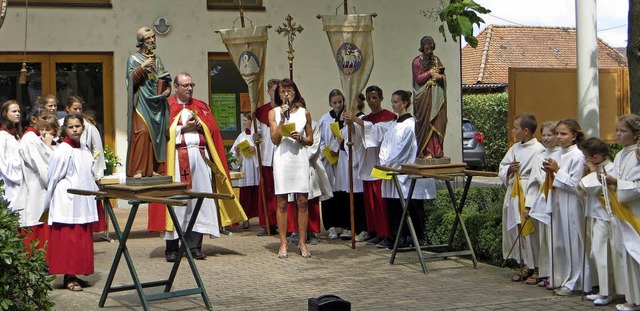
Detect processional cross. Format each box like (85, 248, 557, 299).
(275, 14, 303, 80)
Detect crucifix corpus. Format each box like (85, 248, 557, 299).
(276, 14, 303, 80)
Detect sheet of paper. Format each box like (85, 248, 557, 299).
(330, 122, 343, 140)
(237, 140, 255, 157)
(280, 123, 296, 137)
(322, 146, 339, 165)
(370, 167, 393, 180)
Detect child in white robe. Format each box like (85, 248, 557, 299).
(232, 112, 260, 227)
(0, 100, 25, 215)
(498, 113, 545, 282)
(544, 119, 590, 296)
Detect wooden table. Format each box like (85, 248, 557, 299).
(69, 183, 234, 311)
(376, 163, 498, 274)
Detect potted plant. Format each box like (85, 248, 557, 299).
(103, 145, 122, 176)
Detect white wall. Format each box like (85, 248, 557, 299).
(0, 0, 462, 163)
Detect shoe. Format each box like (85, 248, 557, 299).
(290, 232, 300, 244)
(365, 236, 382, 245)
(376, 237, 394, 249)
(277, 251, 288, 259)
(257, 227, 268, 236)
(397, 236, 412, 249)
(340, 230, 352, 240)
(328, 227, 339, 240)
(165, 251, 177, 262)
(191, 249, 207, 260)
(355, 231, 370, 242)
(241, 220, 250, 230)
(594, 296, 613, 306)
(616, 303, 640, 311)
(307, 232, 319, 245)
(299, 246, 312, 258)
(555, 286, 580, 296)
(587, 294, 604, 301)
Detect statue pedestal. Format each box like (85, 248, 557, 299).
(415, 156, 451, 165)
(125, 175, 173, 186)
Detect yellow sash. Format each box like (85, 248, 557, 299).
(608, 186, 640, 237)
(540, 169, 555, 199)
(512, 171, 535, 236)
(164, 111, 247, 230)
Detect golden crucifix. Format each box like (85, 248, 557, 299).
(275, 14, 303, 80)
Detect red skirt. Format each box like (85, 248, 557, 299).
(20, 223, 51, 260)
(257, 166, 277, 226)
(91, 200, 107, 232)
(239, 186, 259, 219)
(48, 223, 94, 275)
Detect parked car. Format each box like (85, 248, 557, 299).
(462, 118, 485, 169)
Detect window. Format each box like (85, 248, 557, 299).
(8, 0, 111, 8)
(208, 52, 261, 145)
(0, 53, 115, 149)
(207, 0, 264, 11)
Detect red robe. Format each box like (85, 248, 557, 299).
(148, 96, 232, 231)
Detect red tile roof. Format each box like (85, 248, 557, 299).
(461, 25, 628, 85)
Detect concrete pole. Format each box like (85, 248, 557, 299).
(576, 0, 600, 137)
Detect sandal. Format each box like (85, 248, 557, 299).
(537, 278, 550, 288)
(63, 276, 83, 291)
(525, 273, 540, 285)
(73, 276, 90, 288)
(511, 268, 532, 282)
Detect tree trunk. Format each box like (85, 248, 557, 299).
(629, 0, 640, 114)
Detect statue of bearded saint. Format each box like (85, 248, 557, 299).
(412, 35, 447, 159)
(125, 27, 172, 178)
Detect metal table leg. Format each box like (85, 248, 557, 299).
(389, 176, 427, 273)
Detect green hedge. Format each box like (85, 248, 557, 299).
(0, 181, 54, 311)
(462, 93, 509, 171)
(423, 186, 506, 266)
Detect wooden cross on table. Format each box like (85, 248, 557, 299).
(276, 14, 303, 80)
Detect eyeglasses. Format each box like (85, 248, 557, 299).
(280, 89, 295, 94)
(178, 83, 195, 88)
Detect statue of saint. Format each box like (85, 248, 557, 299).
(412, 35, 447, 159)
(125, 27, 172, 178)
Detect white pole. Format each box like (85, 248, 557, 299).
(576, 0, 600, 137)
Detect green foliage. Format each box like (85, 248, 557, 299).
(103, 145, 122, 168)
(0, 181, 55, 311)
(421, 0, 491, 48)
(462, 93, 509, 171)
(423, 186, 506, 266)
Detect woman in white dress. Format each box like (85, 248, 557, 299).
(0, 100, 24, 214)
(268, 78, 313, 258)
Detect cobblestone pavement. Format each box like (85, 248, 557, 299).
(48, 204, 605, 311)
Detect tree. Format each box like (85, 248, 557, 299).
(422, 0, 491, 48)
(629, 0, 640, 114)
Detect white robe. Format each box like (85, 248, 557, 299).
(551, 144, 590, 290)
(498, 138, 545, 268)
(19, 131, 52, 227)
(0, 130, 25, 215)
(166, 107, 221, 239)
(611, 145, 640, 304)
(527, 146, 561, 278)
(378, 115, 435, 200)
(81, 122, 106, 180)
(45, 142, 98, 225)
(253, 111, 275, 167)
(580, 160, 623, 297)
(231, 131, 259, 187)
(318, 111, 340, 191)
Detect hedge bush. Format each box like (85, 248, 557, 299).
(462, 93, 509, 171)
(0, 181, 54, 311)
(423, 186, 506, 266)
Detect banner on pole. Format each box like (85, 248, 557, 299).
(217, 26, 269, 114)
(319, 14, 375, 111)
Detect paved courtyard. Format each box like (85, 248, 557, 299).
(48, 202, 604, 311)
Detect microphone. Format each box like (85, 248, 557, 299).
(284, 98, 290, 120)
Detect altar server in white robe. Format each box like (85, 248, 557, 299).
(378, 90, 435, 245)
(544, 119, 591, 296)
(232, 112, 260, 223)
(20, 105, 54, 251)
(0, 100, 25, 215)
(45, 114, 99, 291)
(604, 114, 640, 311)
(499, 114, 545, 282)
(579, 137, 621, 306)
(527, 121, 561, 288)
